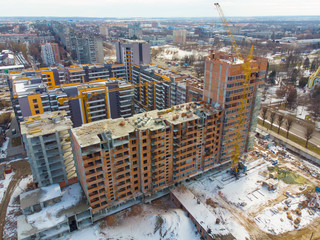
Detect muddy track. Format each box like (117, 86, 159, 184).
(0, 160, 31, 240)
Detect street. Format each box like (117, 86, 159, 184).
(259, 117, 320, 147)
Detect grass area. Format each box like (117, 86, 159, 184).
(11, 137, 22, 147)
(268, 166, 306, 185)
(258, 119, 320, 155)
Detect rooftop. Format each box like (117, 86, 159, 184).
(17, 183, 88, 240)
(171, 186, 232, 238)
(71, 118, 136, 148)
(72, 102, 221, 147)
(208, 51, 268, 66)
(20, 111, 73, 138)
(20, 184, 62, 210)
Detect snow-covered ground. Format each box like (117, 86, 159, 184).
(69, 225, 102, 240)
(0, 171, 14, 203)
(3, 175, 33, 239)
(187, 159, 287, 215)
(261, 85, 285, 105)
(296, 106, 311, 120)
(152, 45, 201, 61)
(255, 194, 320, 234)
(0, 137, 10, 159)
(68, 204, 201, 240)
(26, 183, 83, 230)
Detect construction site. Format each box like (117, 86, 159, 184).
(1, 2, 320, 240)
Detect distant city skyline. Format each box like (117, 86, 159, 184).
(1, 0, 320, 18)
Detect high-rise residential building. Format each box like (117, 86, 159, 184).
(99, 25, 109, 37)
(132, 64, 203, 111)
(51, 21, 104, 65)
(21, 111, 77, 187)
(11, 77, 134, 127)
(71, 103, 223, 213)
(8, 64, 132, 127)
(41, 43, 61, 66)
(128, 23, 142, 39)
(116, 40, 151, 82)
(173, 30, 187, 45)
(203, 52, 268, 162)
(69, 34, 104, 64)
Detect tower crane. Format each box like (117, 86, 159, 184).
(308, 65, 320, 89)
(214, 3, 254, 175)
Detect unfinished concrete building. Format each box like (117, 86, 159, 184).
(70, 102, 222, 214)
(21, 111, 77, 187)
(132, 64, 204, 111)
(204, 52, 268, 162)
(10, 76, 134, 127)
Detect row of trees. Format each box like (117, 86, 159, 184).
(261, 107, 316, 148)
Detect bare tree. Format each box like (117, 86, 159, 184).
(304, 122, 315, 148)
(285, 116, 294, 138)
(261, 107, 268, 126)
(276, 114, 284, 134)
(269, 111, 276, 130)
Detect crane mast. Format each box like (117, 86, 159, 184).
(308, 65, 320, 89)
(214, 2, 253, 175)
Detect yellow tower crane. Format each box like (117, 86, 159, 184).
(214, 3, 254, 175)
(308, 65, 320, 89)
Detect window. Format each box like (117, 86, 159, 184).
(142, 132, 147, 136)
(143, 146, 147, 150)
(143, 139, 147, 143)
(144, 167, 147, 170)
(144, 173, 147, 177)
(144, 179, 148, 183)
(34, 104, 39, 109)
(35, 110, 40, 114)
(33, 99, 37, 103)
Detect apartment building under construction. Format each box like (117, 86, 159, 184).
(71, 102, 222, 213)
(21, 111, 77, 187)
(9, 74, 133, 127)
(116, 40, 151, 83)
(204, 52, 268, 162)
(132, 64, 203, 111)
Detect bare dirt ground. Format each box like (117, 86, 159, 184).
(0, 160, 31, 240)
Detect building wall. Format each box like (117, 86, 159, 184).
(203, 52, 267, 162)
(173, 30, 187, 45)
(116, 42, 151, 82)
(22, 118, 75, 187)
(11, 65, 129, 127)
(41, 43, 61, 66)
(71, 104, 223, 213)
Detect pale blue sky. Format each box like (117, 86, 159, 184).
(1, 0, 320, 17)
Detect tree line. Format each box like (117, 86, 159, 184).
(261, 107, 316, 148)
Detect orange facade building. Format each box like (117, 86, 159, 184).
(204, 52, 268, 162)
(71, 103, 223, 213)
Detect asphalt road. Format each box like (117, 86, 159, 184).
(259, 117, 320, 147)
